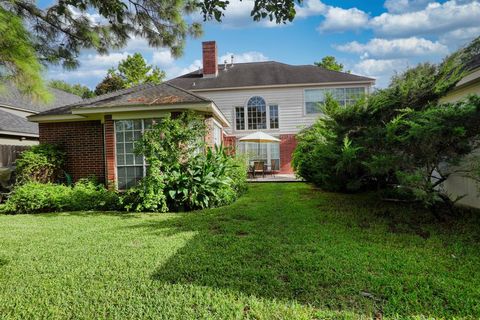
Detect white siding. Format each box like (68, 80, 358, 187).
(439, 77, 480, 208)
(194, 84, 370, 137)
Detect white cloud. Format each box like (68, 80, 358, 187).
(152, 50, 175, 66)
(335, 37, 448, 59)
(81, 52, 131, 68)
(210, 0, 282, 28)
(295, 0, 327, 18)
(352, 58, 410, 87)
(219, 51, 269, 63)
(370, 1, 480, 38)
(439, 26, 480, 48)
(318, 6, 369, 33)
(383, 0, 431, 13)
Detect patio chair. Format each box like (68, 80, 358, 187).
(247, 165, 255, 179)
(253, 161, 265, 178)
(269, 159, 278, 178)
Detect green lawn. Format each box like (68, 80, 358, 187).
(1, 183, 479, 319)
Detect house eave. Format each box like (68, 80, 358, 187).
(186, 80, 376, 92)
(0, 130, 38, 138)
(27, 114, 88, 123)
(29, 102, 231, 128)
(454, 67, 480, 89)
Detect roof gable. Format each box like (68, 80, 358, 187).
(37, 83, 213, 116)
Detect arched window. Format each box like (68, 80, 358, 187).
(247, 96, 267, 130)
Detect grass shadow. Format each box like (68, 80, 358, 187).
(30, 211, 141, 219)
(124, 183, 480, 317)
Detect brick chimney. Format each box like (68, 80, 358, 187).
(202, 41, 218, 78)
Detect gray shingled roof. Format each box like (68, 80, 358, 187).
(38, 82, 212, 116)
(0, 109, 38, 135)
(168, 61, 375, 91)
(0, 82, 82, 113)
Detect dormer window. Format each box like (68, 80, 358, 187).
(235, 96, 279, 131)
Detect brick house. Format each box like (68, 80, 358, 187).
(29, 41, 374, 189)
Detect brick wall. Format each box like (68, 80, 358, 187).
(279, 134, 297, 174)
(204, 116, 214, 148)
(39, 121, 105, 182)
(104, 115, 116, 190)
(223, 135, 236, 155)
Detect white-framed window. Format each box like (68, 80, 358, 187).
(305, 87, 365, 114)
(269, 104, 279, 129)
(235, 96, 279, 131)
(237, 141, 280, 170)
(235, 107, 245, 130)
(213, 123, 222, 146)
(115, 119, 159, 190)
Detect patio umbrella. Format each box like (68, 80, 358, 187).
(238, 131, 280, 143)
(239, 132, 280, 174)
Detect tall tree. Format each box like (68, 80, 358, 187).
(49, 80, 94, 99)
(0, 8, 51, 102)
(94, 71, 125, 96)
(117, 53, 165, 88)
(94, 53, 165, 95)
(1, 0, 300, 101)
(314, 56, 348, 72)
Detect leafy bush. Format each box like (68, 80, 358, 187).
(1, 182, 71, 214)
(15, 144, 65, 184)
(165, 146, 244, 211)
(122, 112, 247, 212)
(1, 180, 120, 214)
(293, 37, 480, 209)
(69, 179, 121, 211)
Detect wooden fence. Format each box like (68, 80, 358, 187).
(0, 145, 29, 168)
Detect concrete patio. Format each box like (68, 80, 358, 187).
(247, 173, 302, 182)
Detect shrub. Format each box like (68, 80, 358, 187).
(293, 36, 480, 209)
(165, 146, 242, 211)
(15, 144, 65, 184)
(1, 182, 71, 214)
(70, 179, 121, 211)
(227, 154, 248, 197)
(1, 180, 120, 214)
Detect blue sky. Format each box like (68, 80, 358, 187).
(41, 0, 480, 88)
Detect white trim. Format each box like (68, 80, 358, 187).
(71, 103, 212, 114)
(28, 102, 230, 128)
(0, 104, 38, 115)
(112, 111, 169, 120)
(189, 80, 375, 92)
(28, 114, 87, 122)
(0, 130, 38, 138)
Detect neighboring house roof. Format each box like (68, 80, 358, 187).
(37, 82, 213, 116)
(453, 53, 480, 88)
(168, 61, 375, 91)
(0, 109, 38, 135)
(0, 82, 81, 113)
(465, 53, 480, 72)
